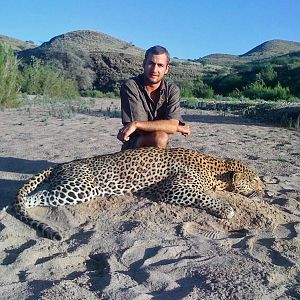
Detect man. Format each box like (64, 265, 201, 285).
(117, 45, 190, 149)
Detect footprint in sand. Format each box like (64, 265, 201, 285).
(229, 223, 299, 268)
(182, 222, 226, 240)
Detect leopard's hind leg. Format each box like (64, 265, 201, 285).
(14, 170, 99, 240)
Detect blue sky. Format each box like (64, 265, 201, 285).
(1, 0, 299, 59)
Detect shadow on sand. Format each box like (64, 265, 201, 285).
(182, 114, 264, 126)
(182, 104, 300, 128)
(0, 157, 54, 208)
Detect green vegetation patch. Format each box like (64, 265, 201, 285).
(0, 43, 20, 107)
(181, 98, 300, 130)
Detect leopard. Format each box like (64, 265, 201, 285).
(13, 147, 265, 241)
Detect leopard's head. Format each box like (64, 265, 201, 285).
(232, 172, 265, 197)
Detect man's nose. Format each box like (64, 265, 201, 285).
(152, 64, 159, 72)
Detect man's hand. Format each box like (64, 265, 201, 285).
(177, 123, 191, 136)
(117, 122, 137, 142)
(117, 119, 191, 142)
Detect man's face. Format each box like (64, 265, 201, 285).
(143, 53, 169, 85)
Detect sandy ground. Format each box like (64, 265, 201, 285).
(0, 98, 299, 299)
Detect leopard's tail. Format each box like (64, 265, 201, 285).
(13, 167, 62, 241)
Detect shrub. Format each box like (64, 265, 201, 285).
(210, 74, 244, 95)
(181, 98, 199, 109)
(20, 56, 79, 99)
(80, 89, 118, 98)
(192, 80, 214, 99)
(241, 81, 292, 101)
(259, 64, 277, 85)
(0, 43, 20, 107)
(41, 45, 96, 91)
(177, 78, 214, 99)
(177, 80, 194, 98)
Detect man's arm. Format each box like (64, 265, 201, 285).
(135, 119, 179, 133)
(118, 119, 190, 142)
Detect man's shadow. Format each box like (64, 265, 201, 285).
(0, 157, 54, 209)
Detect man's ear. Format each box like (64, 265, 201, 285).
(165, 64, 169, 75)
(142, 59, 146, 68)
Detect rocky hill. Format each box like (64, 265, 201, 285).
(0, 34, 36, 51)
(34, 30, 145, 56)
(17, 30, 208, 91)
(242, 39, 300, 58)
(200, 39, 300, 66)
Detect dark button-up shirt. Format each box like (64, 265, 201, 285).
(120, 74, 181, 125)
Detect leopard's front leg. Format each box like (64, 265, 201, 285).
(155, 176, 234, 219)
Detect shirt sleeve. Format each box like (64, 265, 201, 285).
(120, 80, 148, 124)
(165, 84, 182, 120)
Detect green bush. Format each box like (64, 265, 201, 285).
(208, 74, 244, 96)
(40, 45, 96, 90)
(177, 78, 214, 98)
(0, 43, 20, 107)
(177, 80, 194, 98)
(181, 98, 199, 109)
(259, 64, 277, 85)
(20, 56, 79, 99)
(192, 80, 214, 98)
(80, 89, 117, 98)
(241, 81, 292, 101)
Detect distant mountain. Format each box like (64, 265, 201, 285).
(242, 39, 300, 58)
(0, 34, 36, 51)
(17, 30, 205, 91)
(200, 39, 300, 66)
(199, 54, 241, 66)
(36, 30, 145, 56)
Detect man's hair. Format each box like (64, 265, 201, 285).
(145, 45, 170, 64)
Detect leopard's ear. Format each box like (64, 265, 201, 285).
(233, 172, 244, 183)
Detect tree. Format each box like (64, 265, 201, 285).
(257, 64, 277, 86)
(43, 44, 96, 90)
(192, 79, 214, 99)
(241, 81, 291, 101)
(19, 56, 79, 99)
(0, 43, 20, 107)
